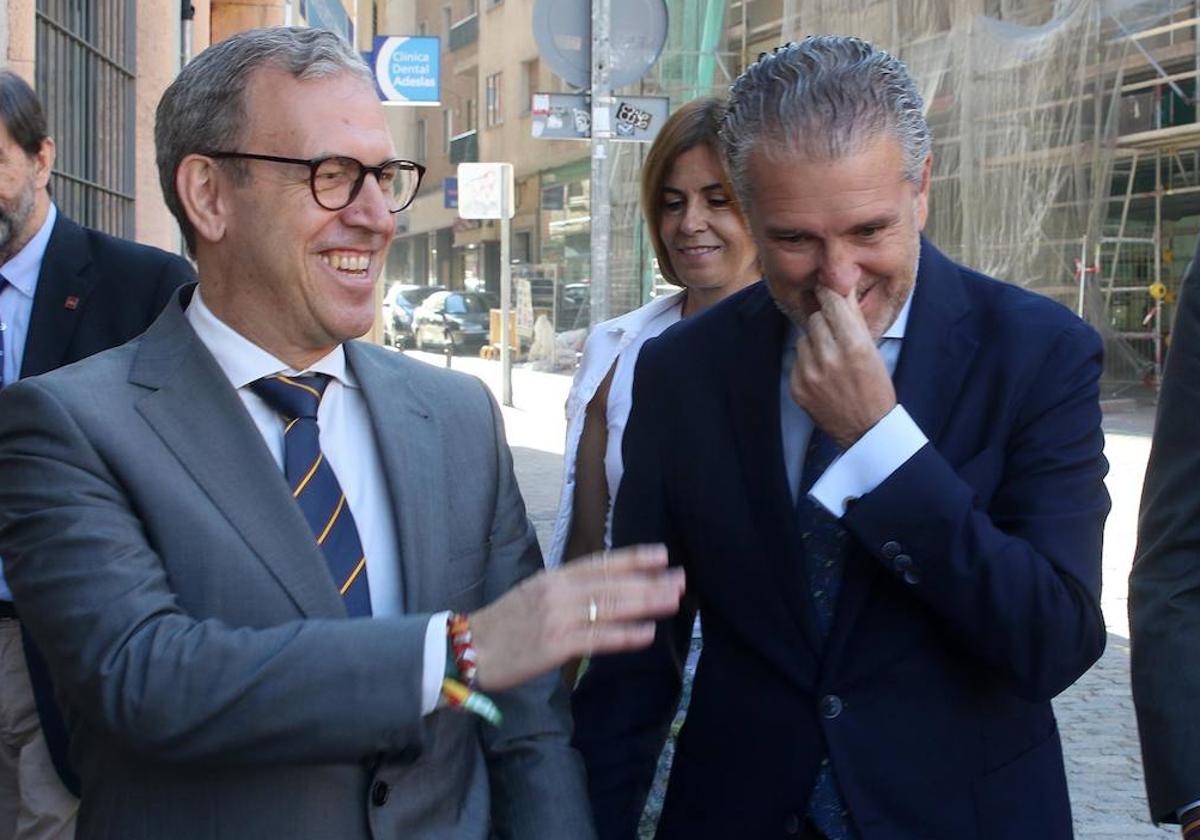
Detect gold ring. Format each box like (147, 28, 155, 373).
(587, 597, 598, 625)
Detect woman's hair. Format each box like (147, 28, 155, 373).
(640, 96, 745, 288)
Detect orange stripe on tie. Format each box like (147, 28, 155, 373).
(317, 495, 346, 544)
(293, 454, 323, 497)
(274, 374, 323, 401)
(340, 556, 367, 595)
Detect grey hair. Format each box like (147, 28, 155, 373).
(155, 26, 374, 254)
(721, 36, 930, 208)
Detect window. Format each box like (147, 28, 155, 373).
(465, 98, 476, 132)
(442, 6, 452, 37)
(486, 72, 504, 127)
(442, 109, 453, 153)
(520, 59, 537, 115)
(415, 119, 428, 164)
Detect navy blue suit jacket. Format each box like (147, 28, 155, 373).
(571, 240, 1110, 840)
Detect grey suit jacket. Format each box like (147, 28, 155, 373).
(0, 287, 593, 839)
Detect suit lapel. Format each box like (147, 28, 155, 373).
(131, 290, 344, 617)
(723, 287, 822, 678)
(348, 343, 448, 615)
(824, 239, 978, 661)
(20, 215, 97, 378)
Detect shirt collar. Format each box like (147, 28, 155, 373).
(0, 203, 57, 297)
(184, 286, 356, 390)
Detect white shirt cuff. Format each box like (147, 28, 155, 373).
(810, 405, 927, 518)
(422, 611, 451, 715)
(1178, 798, 1200, 820)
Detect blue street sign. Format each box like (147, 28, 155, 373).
(371, 36, 441, 106)
(444, 177, 458, 209)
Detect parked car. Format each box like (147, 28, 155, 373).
(558, 282, 590, 331)
(412, 290, 493, 353)
(381, 283, 444, 348)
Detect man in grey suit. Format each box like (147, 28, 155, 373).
(0, 26, 684, 840)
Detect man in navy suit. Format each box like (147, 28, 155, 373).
(572, 36, 1110, 840)
(0, 69, 193, 840)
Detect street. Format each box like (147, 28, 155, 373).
(407, 349, 1173, 838)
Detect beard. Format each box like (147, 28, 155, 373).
(0, 179, 36, 263)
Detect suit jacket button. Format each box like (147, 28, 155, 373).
(783, 813, 801, 834)
(820, 694, 843, 719)
(371, 780, 390, 807)
(881, 540, 902, 558)
(893, 553, 912, 572)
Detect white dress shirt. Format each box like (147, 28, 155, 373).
(781, 286, 928, 515)
(186, 290, 445, 714)
(0, 203, 58, 601)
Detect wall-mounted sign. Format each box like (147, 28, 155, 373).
(370, 36, 441, 106)
(458, 163, 515, 220)
(444, 177, 458, 209)
(531, 93, 668, 143)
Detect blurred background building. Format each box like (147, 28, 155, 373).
(6, 0, 1200, 391)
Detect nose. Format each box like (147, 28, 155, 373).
(342, 171, 396, 236)
(815, 241, 860, 296)
(680, 201, 709, 235)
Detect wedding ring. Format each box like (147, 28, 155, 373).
(587, 597, 598, 625)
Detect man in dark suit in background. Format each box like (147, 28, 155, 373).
(572, 36, 1111, 839)
(1130, 239, 1200, 838)
(0, 69, 193, 840)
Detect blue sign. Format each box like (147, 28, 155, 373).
(303, 0, 353, 42)
(370, 36, 440, 106)
(444, 177, 458, 209)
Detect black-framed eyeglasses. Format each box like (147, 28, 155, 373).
(207, 152, 425, 213)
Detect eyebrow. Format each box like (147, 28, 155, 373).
(662, 182, 728, 195)
(763, 212, 901, 239)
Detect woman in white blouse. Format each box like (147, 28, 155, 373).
(547, 97, 761, 568)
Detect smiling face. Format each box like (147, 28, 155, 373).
(658, 144, 759, 302)
(744, 135, 929, 340)
(201, 68, 396, 368)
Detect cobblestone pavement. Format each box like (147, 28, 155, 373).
(408, 351, 1173, 837)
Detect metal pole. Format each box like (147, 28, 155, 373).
(589, 0, 612, 327)
(1077, 235, 1088, 318)
(500, 174, 513, 407)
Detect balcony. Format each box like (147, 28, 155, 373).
(449, 130, 478, 165)
(449, 14, 478, 51)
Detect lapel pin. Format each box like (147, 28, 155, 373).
(64, 295, 79, 310)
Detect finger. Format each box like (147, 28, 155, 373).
(589, 569, 686, 624)
(805, 310, 836, 358)
(815, 284, 870, 341)
(573, 543, 669, 579)
(576, 621, 659, 655)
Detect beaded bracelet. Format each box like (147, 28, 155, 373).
(1182, 805, 1200, 840)
(440, 613, 501, 726)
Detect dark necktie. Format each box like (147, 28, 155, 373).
(797, 427, 857, 840)
(251, 373, 372, 617)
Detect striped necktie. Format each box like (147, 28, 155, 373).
(797, 427, 857, 840)
(251, 373, 372, 617)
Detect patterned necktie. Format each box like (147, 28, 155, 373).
(250, 373, 372, 617)
(797, 427, 857, 840)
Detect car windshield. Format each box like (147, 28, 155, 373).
(446, 293, 490, 315)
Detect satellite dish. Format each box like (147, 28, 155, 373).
(532, 0, 669, 90)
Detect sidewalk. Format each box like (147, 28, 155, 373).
(407, 350, 1171, 837)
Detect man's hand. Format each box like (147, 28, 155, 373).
(790, 285, 896, 448)
(468, 545, 685, 692)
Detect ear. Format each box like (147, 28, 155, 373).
(914, 154, 932, 232)
(176, 154, 228, 246)
(33, 137, 55, 191)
